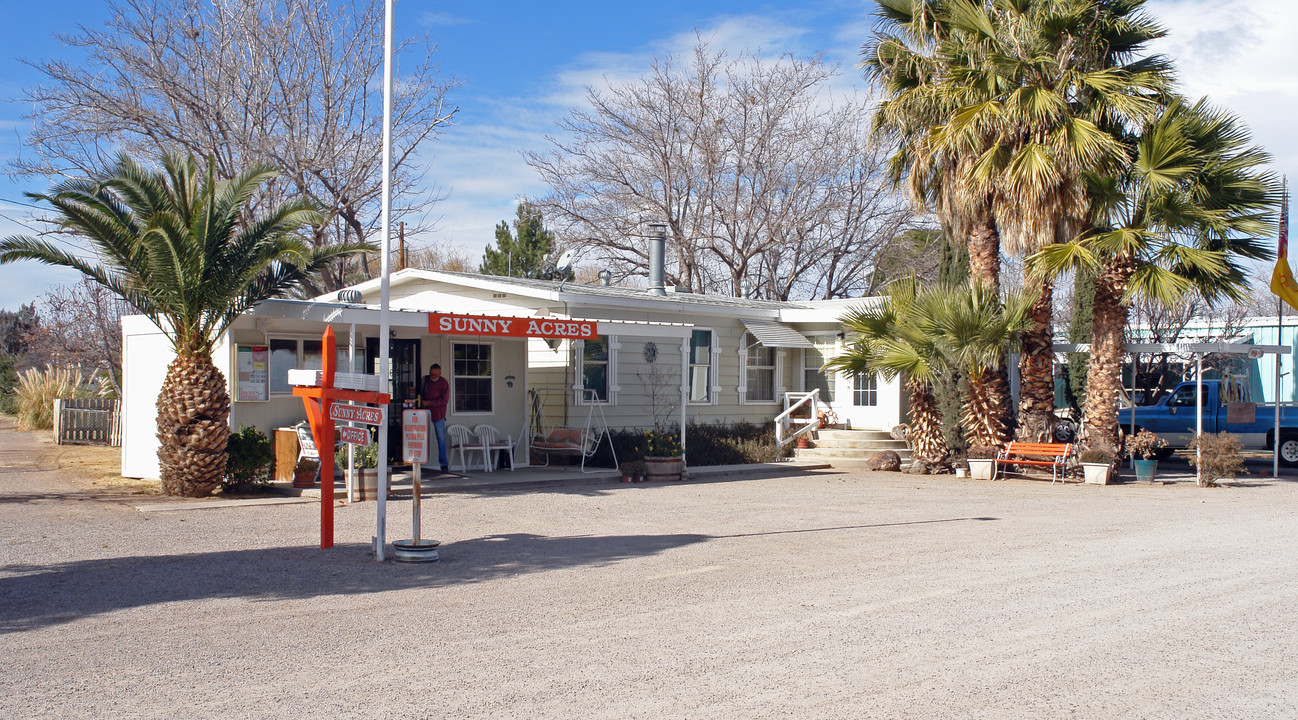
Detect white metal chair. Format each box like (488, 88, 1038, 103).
(446, 424, 489, 472)
(474, 424, 516, 471)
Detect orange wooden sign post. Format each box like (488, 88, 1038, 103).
(293, 326, 389, 549)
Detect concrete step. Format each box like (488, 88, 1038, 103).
(816, 429, 897, 442)
(792, 454, 915, 471)
(795, 446, 912, 461)
(811, 438, 909, 451)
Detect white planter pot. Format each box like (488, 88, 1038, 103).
(954, 467, 969, 479)
(968, 458, 996, 480)
(1082, 462, 1111, 485)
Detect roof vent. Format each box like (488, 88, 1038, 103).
(598, 269, 613, 286)
(336, 289, 363, 304)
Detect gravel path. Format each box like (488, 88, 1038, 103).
(3, 419, 1297, 719)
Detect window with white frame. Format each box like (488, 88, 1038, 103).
(743, 333, 776, 403)
(803, 339, 836, 402)
(452, 343, 492, 413)
(689, 329, 714, 403)
(853, 373, 878, 406)
(576, 335, 618, 403)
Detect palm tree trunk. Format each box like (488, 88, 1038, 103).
(906, 377, 948, 463)
(1080, 256, 1134, 452)
(1016, 277, 1056, 441)
(965, 209, 1015, 439)
(156, 352, 231, 497)
(967, 211, 1000, 295)
(964, 368, 1011, 450)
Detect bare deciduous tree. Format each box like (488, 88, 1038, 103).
(15, 0, 458, 292)
(25, 278, 131, 393)
(526, 41, 913, 300)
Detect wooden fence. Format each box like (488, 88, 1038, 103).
(53, 398, 122, 446)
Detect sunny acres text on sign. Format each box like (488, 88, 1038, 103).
(329, 404, 385, 425)
(428, 312, 596, 340)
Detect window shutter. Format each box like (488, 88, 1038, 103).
(709, 332, 722, 405)
(736, 345, 748, 403)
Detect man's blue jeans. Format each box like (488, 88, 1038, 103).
(431, 418, 448, 469)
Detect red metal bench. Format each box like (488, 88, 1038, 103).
(997, 442, 1074, 484)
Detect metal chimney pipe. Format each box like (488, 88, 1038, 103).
(740, 278, 753, 299)
(647, 223, 667, 296)
(598, 269, 612, 286)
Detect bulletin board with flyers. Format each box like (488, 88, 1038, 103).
(236, 345, 269, 402)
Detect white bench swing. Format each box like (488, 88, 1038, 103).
(526, 388, 619, 473)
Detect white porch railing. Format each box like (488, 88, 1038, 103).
(775, 389, 821, 447)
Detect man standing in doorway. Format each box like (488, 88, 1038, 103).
(421, 363, 450, 472)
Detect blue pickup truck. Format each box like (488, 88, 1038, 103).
(1126, 379, 1298, 465)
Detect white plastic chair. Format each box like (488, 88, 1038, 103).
(446, 424, 489, 472)
(474, 424, 516, 472)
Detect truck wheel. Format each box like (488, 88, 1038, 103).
(1279, 434, 1298, 468)
(1153, 447, 1175, 460)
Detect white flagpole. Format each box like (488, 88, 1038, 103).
(1278, 177, 1289, 478)
(375, 0, 395, 561)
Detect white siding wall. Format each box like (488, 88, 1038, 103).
(121, 317, 171, 478)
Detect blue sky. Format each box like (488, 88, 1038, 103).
(2, 0, 1296, 310)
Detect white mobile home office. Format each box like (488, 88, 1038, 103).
(120, 269, 903, 478)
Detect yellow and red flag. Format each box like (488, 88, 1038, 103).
(1270, 184, 1298, 311)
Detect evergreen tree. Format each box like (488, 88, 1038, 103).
(1066, 270, 1095, 408)
(934, 234, 970, 455)
(0, 304, 38, 357)
(480, 202, 557, 279)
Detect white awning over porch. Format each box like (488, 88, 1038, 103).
(741, 319, 814, 348)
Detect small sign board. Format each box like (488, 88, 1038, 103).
(402, 409, 431, 464)
(1226, 402, 1257, 424)
(295, 425, 318, 459)
(339, 426, 370, 445)
(329, 403, 386, 425)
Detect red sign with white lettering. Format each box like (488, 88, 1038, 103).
(329, 404, 385, 425)
(339, 426, 370, 445)
(429, 312, 597, 340)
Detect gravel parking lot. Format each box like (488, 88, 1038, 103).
(3, 420, 1297, 719)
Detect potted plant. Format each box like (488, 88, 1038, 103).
(951, 451, 969, 479)
(1078, 447, 1114, 485)
(619, 460, 646, 483)
(966, 444, 998, 480)
(1189, 432, 1246, 487)
(1127, 429, 1167, 483)
(336, 442, 380, 500)
(643, 431, 684, 481)
(795, 433, 812, 449)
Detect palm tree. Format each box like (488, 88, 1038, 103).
(829, 278, 949, 464)
(866, 0, 1176, 441)
(864, 0, 1015, 437)
(1030, 98, 1279, 450)
(1, 153, 369, 496)
(929, 282, 1033, 449)
(928, 0, 1173, 440)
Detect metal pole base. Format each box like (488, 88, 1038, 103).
(393, 539, 441, 563)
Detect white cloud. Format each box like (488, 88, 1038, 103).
(1148, 0, 1298, 181)
(418, 12, 471, 28)
(420, 12, 878, 259)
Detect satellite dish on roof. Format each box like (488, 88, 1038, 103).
(555, 249, 576, 272)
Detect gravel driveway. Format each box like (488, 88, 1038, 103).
(3, 420, 1297, 719)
